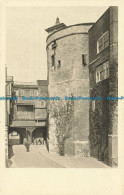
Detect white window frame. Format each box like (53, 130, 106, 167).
(96, 60, 109, 83)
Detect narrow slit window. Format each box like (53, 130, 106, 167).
(51, 55, 55, 67)
(82, 54, 87, 66)
(52, 41, 57, 49)
(58, 60, 61, 69)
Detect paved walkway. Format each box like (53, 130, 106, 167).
(36, 145, 109, 168)
(9, 145, 109, 168)
(9, 145, 63, 168)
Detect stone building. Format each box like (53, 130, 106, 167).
(46, 7, 118, 166)
(89, 7, 118, 166)
(8, 80, 48, 145)
(46, 18, 93, 155)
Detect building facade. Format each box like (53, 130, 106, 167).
(9, 80, 48, 146)
(89, 7, 118, 166)
(46, 7, 118, 166)
(46, 19, 93, 155)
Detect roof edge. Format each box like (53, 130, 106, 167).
(46, 22, 94, 41)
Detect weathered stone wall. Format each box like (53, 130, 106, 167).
(47, 24, 93, 47)
(46, 24, 92, 155)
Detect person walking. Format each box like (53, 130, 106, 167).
(23, 135, 31, 152)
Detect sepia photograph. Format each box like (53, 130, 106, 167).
(4, 5, 118, 168)
(0, 1, 124, 195)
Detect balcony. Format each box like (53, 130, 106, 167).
(15, 112, 34, 120)
(10, 120, 47, 127)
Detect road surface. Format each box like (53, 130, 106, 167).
(9, 145, 63, 168)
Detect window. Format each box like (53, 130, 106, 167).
(100, 70, 106, 81)
(92, 100, 95, 112)
(30, 90, 33, 96)
(97, 31, 109, 53)
(52, 41, 57, 49)
(30, 90, 38, 96)
(16, 105, 34, 119)
(51, 55, 55, 67)
(18, 90, 24, 96)
(82, 54, 87, 66)
(17, 105, 33, 112)
(24, 90, 30, 96)
(58, 60, 61, 69)
(96, 60, 109, 83)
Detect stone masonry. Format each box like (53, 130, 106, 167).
(45, 7, 118, 166)
(46, 21, 93, 156)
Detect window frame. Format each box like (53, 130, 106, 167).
(96, 60, 109, 83)
(97, 31, 109, 54)
(17, 105, 34, 112)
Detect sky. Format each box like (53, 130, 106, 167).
(6, 6, 109, 82)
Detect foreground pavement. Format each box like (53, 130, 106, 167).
(36, 145, 109, 168)
(9, 145, 63, 168)
(9, 144, 109, 168)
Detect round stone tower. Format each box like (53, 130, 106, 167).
(46, 19, 93, 156)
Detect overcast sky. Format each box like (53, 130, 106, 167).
(6, 6, 109, 82)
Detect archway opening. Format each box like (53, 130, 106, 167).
(32, 127, 44, 145)
(9, 131, 21, 145)
(9, 128, 26, 145)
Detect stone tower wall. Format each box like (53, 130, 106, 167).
(46, 24, 93, 155)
